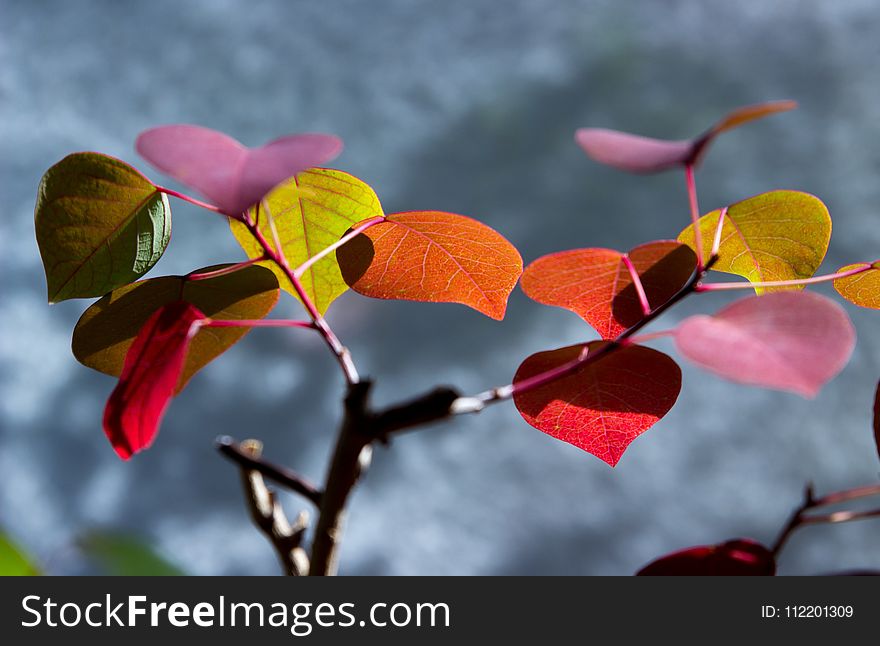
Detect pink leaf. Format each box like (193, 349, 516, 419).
(576, 100, 797, 174)
(574, 129, 694, 174)
(103, 301, 205, 460)
(136, 125, 342, 216)
(674, 291, 855, 397)
(637, 539, 776, 576)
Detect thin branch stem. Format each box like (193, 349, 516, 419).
(771, 483, 880, 557)
(241, 208, 359, 384)
(217, 436, 323, 506)
(621, 254, 651, 316)
(710, 206, 728, 258)
(155, 185, 222, 213)
(453, 256, 719, 413)
(622, 330, 674, 345)
(294, 216, 385, 279)
(203, 319, 316, 330)
(685, 164, 704, 272)
(186, 257, 268, 281)
(697, 263, 873, 292)
(223, 438, 311, 576)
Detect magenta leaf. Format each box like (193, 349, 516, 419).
(574, 129, 694, 174)
(103, 301, 205, 460)
(576, 100, 796, 173)
(135, 125, 342, 216)
(674, 291, 855, 397)
(637, 539, 776, 576)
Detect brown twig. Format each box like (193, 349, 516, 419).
(216, 436, 323, 507)
(225, 439, 311, 576)
(771, 483, 880, 556)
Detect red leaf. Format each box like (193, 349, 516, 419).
(874, 381, 880, 462)
(513, 342, 682, 466)
(576, 100, 796, 174)
(674, 291, 855, 397)
(520, 241, 696, 338)
(637, 539, 776, 576)
(337, 211, 523, 320)
(136, 125, 342, 216)
(103, 301, 205, 460)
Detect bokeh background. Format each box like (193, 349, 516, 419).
(2, 0, 879, 575)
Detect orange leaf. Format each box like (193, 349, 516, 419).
(833, 262, 880, 309)
(520, 241, 696, 338)
(513, 342, 682, 466)
(337, 211, 522, 320)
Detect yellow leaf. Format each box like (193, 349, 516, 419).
(678, 191, 830, 293)
(229, 169, 383, 315)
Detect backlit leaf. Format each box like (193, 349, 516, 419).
(0, 532, 40, 576)
(136, 125, 342, 216)
(35, 152, 171, 303)
(833, 262, 880, 309)
(674, 291, 855, 397)
(521, 241, 696, 338)
(79, 532, 184, 576)
(678, 191, 831, 293)
(637, 539, 775, 576)
(73, 265, 279, 393)
(337, 211, 523, 320)
(229, 168, 382, 314)
(513, 342, 682, 466)
(104, 301, 205, 459)
(576, 100, 796, 173)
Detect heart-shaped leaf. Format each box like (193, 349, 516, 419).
(834, 262, 880, 309)
(73, 265, 279, 393)
(576, 100, 796, 173)
(513, 342, 682, 466)
(104, 301, 206, 460)
(637, 539, 776, 576)
(521, 241, 696, 338)
(229, 168, 383, 314)
(678, 191, 831, 293)
(674, 291, 855, 397)
(35, 152, 171, 303)
(337, 211, 523, 320)
(136, 125, 342, 216)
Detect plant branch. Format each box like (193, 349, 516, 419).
(155, 185, 222, 213)
(453, 255, 719, 413)
(697, 263, 874, 292)
(685, 164, 704, 271)
(241, 208, 360, 384)
(224, 438, 311, 576)
(216, 436, 324, 507)
(203, 319, 316, 330)
(622, 254, 651, 316)
(186, 257, 268, 281)
(294, 216, 385, 279)
(771, 483, 880, 557)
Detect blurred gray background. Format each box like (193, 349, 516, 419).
(2, 0, 879, 575)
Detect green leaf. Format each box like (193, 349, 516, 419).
(678, 191, 831, 293)
(79, 532, 185, 576)
(72, 265, 279, 393)
(0, 532, 40, 576)
(35, 152, 171, 303)
(229, 168, 384, 314)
